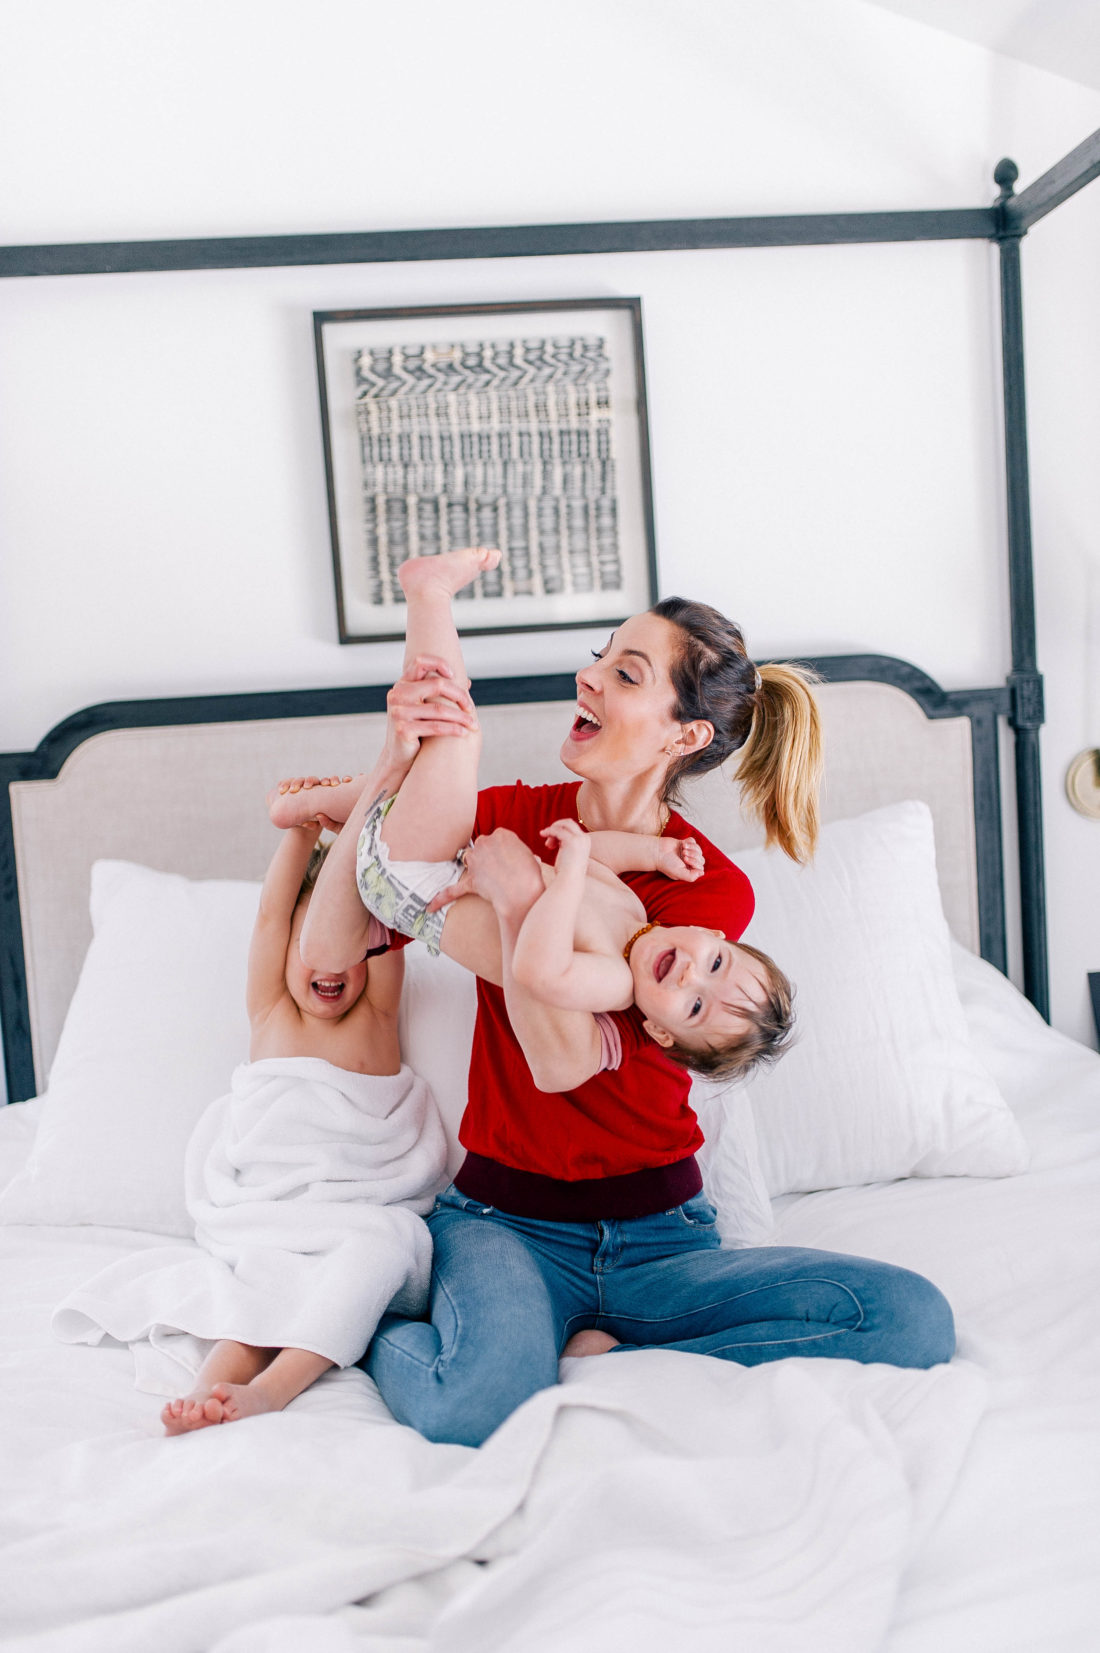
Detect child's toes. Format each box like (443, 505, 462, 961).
(202, 1396, 226, 1423)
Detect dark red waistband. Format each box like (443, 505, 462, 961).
(453, 1151, 703, 1222)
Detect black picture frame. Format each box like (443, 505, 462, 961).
(313, 298, 658, 644)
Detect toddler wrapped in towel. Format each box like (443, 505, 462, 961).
(54, 781, 447, 1433)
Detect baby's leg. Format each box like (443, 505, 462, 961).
(211, 1348, 333, 1421)
(383, 549, 499, 862)
(162, 1339, 275, 1434)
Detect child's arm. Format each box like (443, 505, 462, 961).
(247, 822, 323, 1025)
(448, 829, 604, 1091)
(298, 770, 402, 976)
(583, 829, 705, 882)
(512, 820, 635, 1014)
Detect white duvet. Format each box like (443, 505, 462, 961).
(1, 955, 1099, 1653)
(51, 1057, 448, 1372)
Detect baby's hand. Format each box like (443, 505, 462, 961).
(655, 836, 705, 882)
(267, 775, 351, 831)
(540, 818, 592, 870)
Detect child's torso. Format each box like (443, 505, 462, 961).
(540, 858, 647, 956)
(249, 999, 401, 1074)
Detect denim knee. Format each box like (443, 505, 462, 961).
(366, 1318, 559, 1448)
(893, 1268, 956, 1367)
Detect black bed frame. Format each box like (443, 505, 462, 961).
(2, 128, 1098, 1103)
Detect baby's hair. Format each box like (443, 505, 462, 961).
(662, 941, 795, 1082)
(297, 839, 330, 903)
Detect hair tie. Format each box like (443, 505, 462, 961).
(753, 666, 762, 693)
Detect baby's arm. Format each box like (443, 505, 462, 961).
(585, 829, 704, 882)
(247, 822, 323, 1025)
(512, 820, 635, 1014)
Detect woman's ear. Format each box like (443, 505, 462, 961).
(678, 719, 714, 755)
(642, 1019, 675, 1049)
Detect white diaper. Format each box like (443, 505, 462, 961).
(356, 794, 465, 956)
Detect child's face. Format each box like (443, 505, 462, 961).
(629, 928, 769, 1052)
(286, 900, 369, 1021)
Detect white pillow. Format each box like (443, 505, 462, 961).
(733, 800, 1028, 1196)
(397, 944, 476, 1181)
(0, 862, 259, 1235)
(693, 1077, 776, 1245)
(0, 855, 770, 1248)
(0, 802, 1028, 1244)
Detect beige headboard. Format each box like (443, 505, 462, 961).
(8, 677, 980, 1095)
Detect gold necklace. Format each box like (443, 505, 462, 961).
(575, 796, 670, 835)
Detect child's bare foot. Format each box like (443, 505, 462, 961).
(161, 1391, 228, 1434)
(208, 1379, 285, 1422)
(267, 775, 360, 831)
(562, 1329, 621, 1357)
(398, 547, 501, 602)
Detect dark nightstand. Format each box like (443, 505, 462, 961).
(1089, 974, 1100, 1045)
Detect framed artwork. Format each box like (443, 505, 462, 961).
(313, 298, 657, 643)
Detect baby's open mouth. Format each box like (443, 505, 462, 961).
(654, 949, 675, 983)
(311, 978, 346, 1001)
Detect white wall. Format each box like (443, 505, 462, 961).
(2, 0, 1098, 1067)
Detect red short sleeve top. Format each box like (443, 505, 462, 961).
(461, 780, 755, 1181)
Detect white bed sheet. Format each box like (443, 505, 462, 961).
(1, 955, 1098, 1653)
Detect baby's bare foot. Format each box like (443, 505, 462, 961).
(398, 547, 501, 601)
(209, 1379, 284, 1422)
(162, 1391, 227, 1435)
(267, 775, 358, 831)
(562, 1329, 621, 1358)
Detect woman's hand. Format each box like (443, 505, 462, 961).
(655, 836, 705, 882)
(427, 828, 545, 918)
(383, 654, 480, 773)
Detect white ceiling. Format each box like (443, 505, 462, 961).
(862, 0, 1100, 92)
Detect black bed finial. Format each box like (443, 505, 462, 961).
(993, 157, 1019, 200)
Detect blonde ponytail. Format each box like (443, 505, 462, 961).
(736, 663, 823, 863)
(651, 598, 824, 863)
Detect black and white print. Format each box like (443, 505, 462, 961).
(353, 335, 622, 609)
(315, 302, 656, 643)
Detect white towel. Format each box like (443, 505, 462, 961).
(54, 1057, 448, 1372)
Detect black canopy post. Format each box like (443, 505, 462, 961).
(994, 157, 1050, 1019)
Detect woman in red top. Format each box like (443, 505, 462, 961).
(305, 596, 955, 1448)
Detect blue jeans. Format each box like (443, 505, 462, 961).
(364, 1186, 956, 1448)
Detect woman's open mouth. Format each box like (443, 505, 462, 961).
(569, 703, 602, 742)
(311, 978, 346, 1003)
(654, 949, 675, 983)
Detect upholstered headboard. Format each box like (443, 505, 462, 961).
(1, 656, 1008, 1100)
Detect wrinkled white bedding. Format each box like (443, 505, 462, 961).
(1, 952, 1098, 1653)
